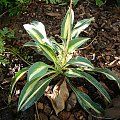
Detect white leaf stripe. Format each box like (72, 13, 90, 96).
(10, 67, 29, 95)
(68, 37, 90, 53)
(18, 70, 56, 108)
(28, 65, 48, 81)
(39, 44, 56, 63)
(93, 68, 120, 88)
(18, 79, 38, 109)
(67, 56, 94, 68)
(67, 79, 103, 113)
(26, 29, 43, 44)
(65, 69, 111, 102)
(75, 90, 102, 113)
(18, 74, 57, 111)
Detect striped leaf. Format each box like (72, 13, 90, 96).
(65, 68, 111, 102)
(67, 56, 94, 68)
(68, 37, 90, 53)
(67, 79, 104, 114)
(24, 42, 38, 47)
(23, 21, 51, 45)
(93, 68, 120, 89)
(61, 9, 74, 40)
(72, 18, 94, 38)
(18, 74, 56, 111)
(27, 62, 48, 82)
(9, 67, 29, 96)
(39, 44, 57, 63)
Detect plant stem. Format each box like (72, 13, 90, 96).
(5, 48, 31, 66)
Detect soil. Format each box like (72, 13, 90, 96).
(0, 0, 120, 120)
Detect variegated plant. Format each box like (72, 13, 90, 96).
(9, 1, 120, 115)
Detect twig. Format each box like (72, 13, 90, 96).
(0, 11, 8, 18)
(79, 35, 98, 50)
(35, 103, 40, 120)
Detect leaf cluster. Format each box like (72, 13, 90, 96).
(9, 3, 120, 115)
(0, 27, 15, 65)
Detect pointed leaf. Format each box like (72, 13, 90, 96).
(61, 9, 74, 40)
(18, 74, 56, 111)
(24, 42, 38, 47)
(27, 62, 48, 81)
(93, 68, 120, 89)
(67, 56, 94, 68)
(23, 21, 51, 45)
(68, 37, 90, 53)
(72, 18, 94, 38)
(39, 44, 57, 63)
(9, 67, 29, 96)
(67, 79, 104, 114)
(65, 68, 111, 102)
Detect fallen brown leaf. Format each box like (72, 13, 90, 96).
(104, 108, 120, 119)
(46, 79, 69, 115)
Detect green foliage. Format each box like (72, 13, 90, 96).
(116, 0, 120, 6)
(95, 0, 104, 7)
(0, 0, 31, 16)
(43, 0, 79, 5)
(0, 27, 15, 40)
(9, 2, 120, 115)
(0, 27, 15, 65)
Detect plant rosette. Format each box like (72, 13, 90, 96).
(9, 2, 120, 116)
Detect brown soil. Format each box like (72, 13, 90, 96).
(0, 0, 120, 120)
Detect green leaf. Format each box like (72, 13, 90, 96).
(61, 9, 74, 40)
(93, 68, 120, 89)
(23, 21, 51, 45)
(96, 0, 104, 7)
(27, 62, 48, 81)
(18, 74, 57, 111)
(67, 79, 104, 114)
(9, 67, 29, 95)
(24, 42, 38, 47)
(39, 44, 57, 64)
(65, 68, 111, 102)
(73, 0, 79, 5)
(67, 56, 94, 68)
(68, 37, 90, 53)
(72, 18, 94, 38)
(24, 26, 44, 44)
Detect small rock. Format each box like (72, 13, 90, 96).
(37, 102, 44, 110)
(106, 56, 110, 61)
(111, 96, 120, 108)
(67, 93, 77, 111)
(74, 110, 86, 120)
(50, 115, 60, 120)
(105, 108, 120, 119)
(93, 23, 98, 29)
(68, 114, 75, 120)
(44, 104, 51, 115)
(38, 112, 48, 120)
(58, 111, 71, 120)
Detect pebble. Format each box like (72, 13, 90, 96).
(66, 93, 77, 111)
(106, 55, 110, 61)
(44, 104, 52, 115)
(37, 102, 44, 110)
(58, 111, 71, 120)
(68, 114, 75, 120)
(38, 112, 48, 120)
(50, 115, 60, 120)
